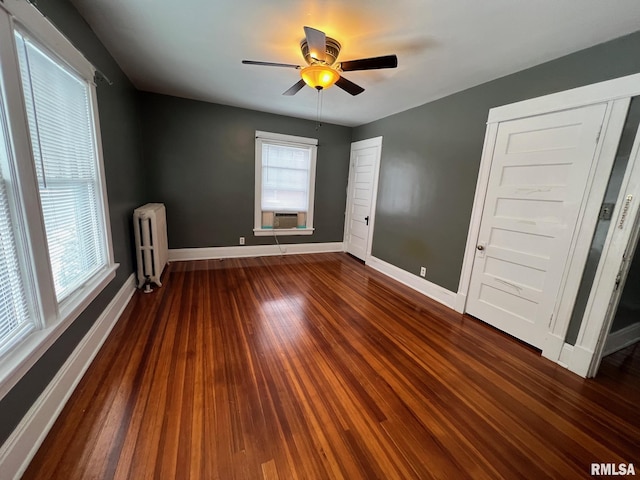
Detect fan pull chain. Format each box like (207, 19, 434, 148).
(316, 89, 324, 131)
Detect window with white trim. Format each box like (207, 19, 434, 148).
(0, 2, 116, 394)
(254, 131, 317, 236)
(15, 30, 108, 301)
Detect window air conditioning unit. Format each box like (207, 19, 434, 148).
(274, 212, 298, 229)
(262, 211, 307, 229)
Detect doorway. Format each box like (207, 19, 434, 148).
(585, 175, 640, 376)
(588, 201, 640, 380)
(556, 97, 640, 377)
(564, 97, 640, 377)
(603, 237, 640, 357)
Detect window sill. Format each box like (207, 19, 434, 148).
(254, 228, 314, 236)
(0, 263, 118, 401)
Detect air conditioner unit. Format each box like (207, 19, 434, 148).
(274, 212, 298, 229)
(262, 211, 306, 229)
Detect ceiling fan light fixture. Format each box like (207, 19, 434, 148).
(300, 65, 339, 90)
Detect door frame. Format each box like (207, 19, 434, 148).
(343, 136, 383, 262)
(457, 72, 640, 375)
(577, 121, 640, 377)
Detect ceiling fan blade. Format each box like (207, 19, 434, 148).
(335, 75, 364, 96)
(242, 60, 301, 69)
(283, 79, 306, 96)
(303, 26, 326, 62)
(340, 55, 398, 72)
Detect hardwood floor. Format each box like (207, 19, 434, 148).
(23, 253, 640, 479)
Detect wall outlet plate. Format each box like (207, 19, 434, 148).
(239, 237, 245, 245)
(419, 266, 426, 277)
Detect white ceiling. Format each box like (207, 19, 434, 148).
(70, 0, 640, 127)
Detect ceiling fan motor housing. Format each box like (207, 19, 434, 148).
(301, 37, 341, 66)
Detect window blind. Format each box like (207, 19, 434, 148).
(0, 106, 33, 355)
(15, 31, 106, 302)
(262, 143, 311, 212)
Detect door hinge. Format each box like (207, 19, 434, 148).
(595, 125, 602, 144)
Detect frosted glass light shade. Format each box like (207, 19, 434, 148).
(300, 65, 339, 90)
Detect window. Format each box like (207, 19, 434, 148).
(0, 99, 34, 357)
(254, 131, 317, 236)
(0, 3, 116, 395)
(15, 31, 107, 301)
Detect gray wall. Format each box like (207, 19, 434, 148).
(354, 31, 640, 292)
(0, 0, 145, 445)
(140, 93, 352, 247)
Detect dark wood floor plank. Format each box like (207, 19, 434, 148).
(22, 253, 640, 479)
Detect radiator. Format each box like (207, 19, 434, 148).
(133, 203, 168, 289)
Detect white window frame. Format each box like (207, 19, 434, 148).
(254, 130, 317, 236)
(0, 0, 117, 400)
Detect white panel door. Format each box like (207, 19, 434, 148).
(345, 138, 382, 261)
(466, 104, 607, 348)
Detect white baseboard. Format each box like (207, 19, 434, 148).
(541, 333, 565, 363)
(454, 293, 466, 314)
(169, 242, 345, 261)
(544, 340, 591, 378)
(0, 274, 136, 480)
(557, 343, 574, 368)
(567, 344, 594, 378)
(366, 256, 458, 310)
(603, 322, 640, 356)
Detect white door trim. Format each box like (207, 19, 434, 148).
(343, 136, 383, 262)
(488, 73, 640, 123)
(543, 99, 630, 361)
(457, 123, 499, 312)
(457, 72, 640, 375)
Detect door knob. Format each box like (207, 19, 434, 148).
(365, 216, 370, 226)
(477, 245, 484, 251)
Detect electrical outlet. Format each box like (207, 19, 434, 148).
(419, 266, 426, 277)
(239, 237, 245, 245)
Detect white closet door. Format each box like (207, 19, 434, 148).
(466, 103, 607, 348)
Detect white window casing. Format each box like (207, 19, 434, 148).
(254, 131, 318, 236)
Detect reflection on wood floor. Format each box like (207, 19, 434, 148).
(23, 253, 640, 479)
(599, 341, 640, 395)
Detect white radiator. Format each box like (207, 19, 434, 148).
(133, 203, 168, 289)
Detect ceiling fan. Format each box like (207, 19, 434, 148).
(242, 26, 398, 96)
